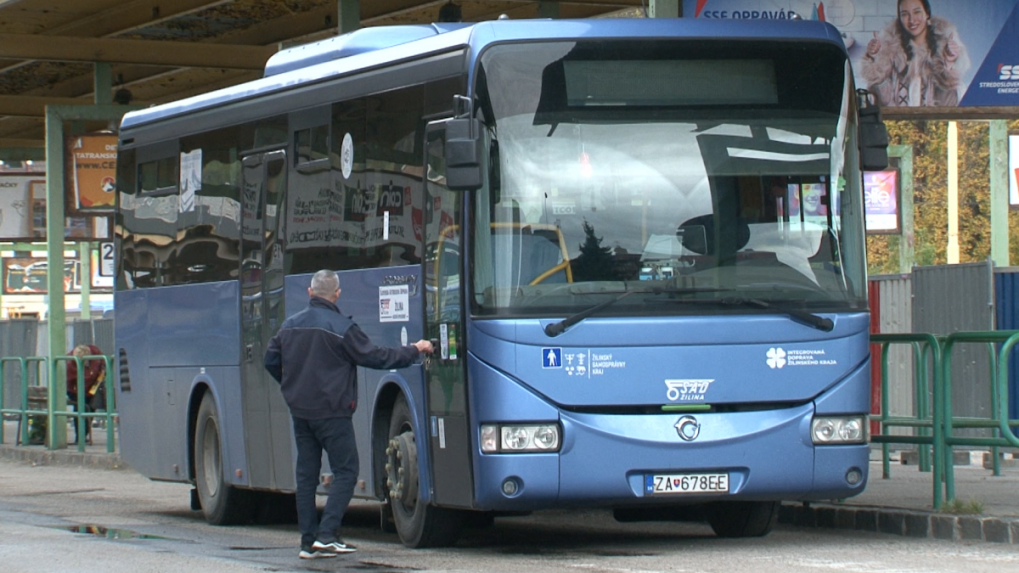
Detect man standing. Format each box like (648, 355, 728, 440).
(264, 269, 433, 559)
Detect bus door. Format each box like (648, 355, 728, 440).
(422, 123, 473, 507)
(239, 149, 293, 491)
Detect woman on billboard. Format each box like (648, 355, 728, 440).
(861, 0, 969, 107)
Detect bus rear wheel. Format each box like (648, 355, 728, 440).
(385, 395, 461, 548)
(195, 393, 253, 525)
(707, 500, 779, 538)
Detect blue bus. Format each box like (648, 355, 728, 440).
(114, 17, 888, 547)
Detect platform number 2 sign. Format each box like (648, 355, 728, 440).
(99, 242, 115, 277)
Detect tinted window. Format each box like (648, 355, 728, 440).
(174, 126, 245, 285)
(287, 85, 430, 274)
(118, 149, 178, 288)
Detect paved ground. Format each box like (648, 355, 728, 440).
(781, 450, 1019, 544)
(4, 417, 1019, 544)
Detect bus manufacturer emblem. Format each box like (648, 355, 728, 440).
(665, 379, 714, 401)
(674, 416, 700, 441)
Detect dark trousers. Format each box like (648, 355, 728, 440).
(292, 415, 359, 547)
(68, 395, 92, 444)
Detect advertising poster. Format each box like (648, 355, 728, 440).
(2, 257, 77, 294)
(0, 176, 35, 239)
(68, 134, 117, 210)
(864, 170, 900, 233)
(1009, 134, 1019, 208)
(683, 1, 1019, 108)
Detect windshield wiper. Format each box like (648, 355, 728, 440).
(720, 297, 834, 332)
(543, 287, 721, 337)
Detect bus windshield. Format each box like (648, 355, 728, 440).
(471, 39, 867, 318)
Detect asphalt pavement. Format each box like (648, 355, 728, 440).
(3, 418, 1018, 544)
(781, 449, 1019, 544)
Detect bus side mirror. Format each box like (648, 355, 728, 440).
(445, 117, 484, 191)
(858, 89, 888, 171)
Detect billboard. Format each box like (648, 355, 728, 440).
(684, 1, 1019, 108)
(864, 169, 900, 233)
(0, 176, 44, 240)
(67, 134, 117, 211)
(1009, 134, 1019, 209)
(2, 256, 76, 294)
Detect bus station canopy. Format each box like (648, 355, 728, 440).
(0, 0, 645, 155)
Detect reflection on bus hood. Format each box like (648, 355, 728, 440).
(468, 313, 869, 407)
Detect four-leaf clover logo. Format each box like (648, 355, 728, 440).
(766, 347, 786, 369)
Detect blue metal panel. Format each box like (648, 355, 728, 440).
(121, 18, 844, 132)
(264, 24, 470, 77)
(470, 313, 870, 407)
(467, 314, 871, 509)
(812, 446, 869, 498)
(995, 269, 1019, 427)
(147, 282, 242, 367)
(812, 359, 872, 414)
(115, 282, 243, 482)
(470, 398, 867, 509)
(113, 288, 158, 478)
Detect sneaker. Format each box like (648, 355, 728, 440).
(299, 545, 337, 559)
(312, 540, 357, 554)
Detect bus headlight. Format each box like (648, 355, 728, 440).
(480, 423, 561, 453)
(811, 416, 866, 444)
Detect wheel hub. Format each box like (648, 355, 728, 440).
(385, 431, 418, 508)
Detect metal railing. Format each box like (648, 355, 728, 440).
(869, 334, 941, 481)
(0, 354, 116, 453)
(940, 331, 1019, 505)
(869, 330, 1019, 509)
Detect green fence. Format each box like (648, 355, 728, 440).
(0, 354, 116, 453)
(870, 331, 1019, 509)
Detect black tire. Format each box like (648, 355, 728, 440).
(461, 510, 496, 529)
(380, 500, 397, 533)
(194, 393, 254, 525)
(707, 501, 780, 538)
(385, 395, 462, 547)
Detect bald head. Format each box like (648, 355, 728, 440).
(309, 270, 340, 302)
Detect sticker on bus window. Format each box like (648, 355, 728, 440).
(379, 284, 409, 323)
(341, 132, 354, 179)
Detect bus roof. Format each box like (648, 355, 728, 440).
(119, 18, 844, 132)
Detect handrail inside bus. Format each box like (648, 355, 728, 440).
(432, 222, 574, 320)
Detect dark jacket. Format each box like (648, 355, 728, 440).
(264, 296, 421, 420)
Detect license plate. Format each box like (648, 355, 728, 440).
(645, 473, 729, 495)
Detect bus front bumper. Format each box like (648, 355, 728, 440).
(472, 404, 869, 510)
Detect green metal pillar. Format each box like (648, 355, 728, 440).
(95, 63, 112, 105)
(80, 241, 92, 320)
(338, 0, 360, 34)
(44, 106, 68, 449)
(889, 145, 915, 273)
(538, 2, 560, 18)
(649, 0, 681, 18)
(989, 120, 1010, 267)
(44, 101, 143, 449)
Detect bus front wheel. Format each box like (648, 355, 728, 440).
(195, 393, 253, 525)
(385, 395, 461, 547)
(707, 500, 779, 537)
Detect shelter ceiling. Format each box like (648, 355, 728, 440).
(0, 0, 644, 150)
